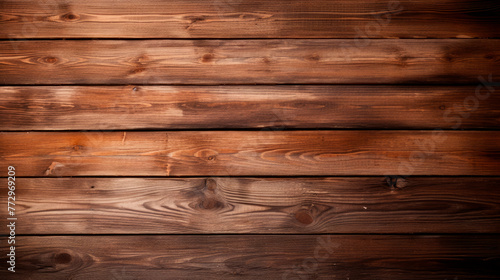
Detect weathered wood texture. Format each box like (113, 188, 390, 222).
(1, 235, 499, 279)
(1, 0, 499, 39)
(1, 131, 499, 176)
(1, 0, 499, 278)
(1, 40, 499, 85)
(1, 177, 499, 234)
(1, 85, 499, 130)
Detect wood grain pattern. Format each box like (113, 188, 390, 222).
(1, 177, 499, 234)
(1, 131, 499, 176)
(1, 40, 499, 85)
(1, 0, 499, 39)
(1, 85, 499, 130)
(1, 235, 498, 279)
(1, 0, 499, 278)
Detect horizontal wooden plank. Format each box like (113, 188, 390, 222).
(1, 85, 499, 130)
(1, 131, 499, 176)
(1, 0, 499, 38)
(1, 235, 498, 279)
(1, 177, 499, 234)
(1, 40, 499, 85)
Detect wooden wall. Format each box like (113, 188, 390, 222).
(0, 0, 499, 279)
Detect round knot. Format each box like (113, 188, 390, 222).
(295, 210, 314, 225)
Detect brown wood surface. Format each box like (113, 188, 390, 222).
(1, 85, 499, 130)
(1, 40, 499, 85)
(1, 177, 499, 234)
(0, 235, 498, 279)
(1, 0, 499, 39)
(1, 131, 499, 176)
(1, 0, 499, 278)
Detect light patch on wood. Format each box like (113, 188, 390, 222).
(0, 87, 18, 94)
(164, 108, 184, 117)
(44, 161, 63, 175)
(53, 87, 78, 101)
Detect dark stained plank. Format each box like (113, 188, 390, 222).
(1, 85, 499, 130)
(1, 0, 499, 38)
(1, 40, 499, 85)
(1, 177, 499, 234)
(1, 235, 498, 279)
(1, 131, 499, 176)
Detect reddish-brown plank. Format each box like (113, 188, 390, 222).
(1, 177, 499, 234)
(1, 0, 499, 38)
(1, 40, 499, 85)
(1, 85, 499, 130)
(1, 235, 499, 279)
(1, 131, 499, 176)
